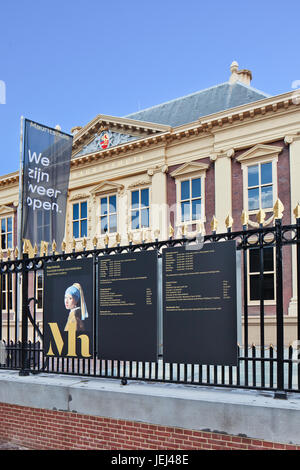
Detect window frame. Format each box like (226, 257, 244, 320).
(72, 200, 88, 240)
(0, 214, 13, 251)
(36, 270, 44, 311)
(178, 176, 204, 225)
(175, 174, 206, 230)
(247, 244, 276, 306)
(240, 155, 278, 215)
(99, 193, 118, 235)
(130, 186, 151, 232)
(246, 160, 276, 213)
(1, 274, 13, 313)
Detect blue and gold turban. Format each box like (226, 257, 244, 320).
(65, 283, 88, 321)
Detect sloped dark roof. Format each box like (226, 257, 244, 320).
(125, 82, 270, 127)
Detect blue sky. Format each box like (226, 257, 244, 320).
(0, 0, 299, 176)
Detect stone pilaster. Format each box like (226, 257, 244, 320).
(211, 149, 234, 233)
(285, 134, 300, 316)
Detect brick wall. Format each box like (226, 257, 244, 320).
(0, 402, 299, 450)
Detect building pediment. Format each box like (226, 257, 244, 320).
(72, 114, 170, 158)
(236, 144, 283, 163)
(90, 181, 124, 196)
(0, 204, 15, 215)
(170, 161, 209, 178)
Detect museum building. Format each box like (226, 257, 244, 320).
(0, 61, 300, 345)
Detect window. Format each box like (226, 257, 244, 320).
(237, 144, 282, 214)
(170, 162, 208, 230)
(100, 194, 117, 234)
(1, 275, 13, 311)
(180, 177, 202, 223)
(248, 247, 275, 302)
(36, 271, 43, 310)
(131, 188, 150, 230)
(72, 201, 87, 238)
(247, 162, 273, 211)
(1, 216, 13, 250)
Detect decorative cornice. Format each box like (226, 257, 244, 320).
(69, 193, 90, 202)
(199, 91, 299, 130)
(127, 178, 152, 189)
(0, 173, 18, 187)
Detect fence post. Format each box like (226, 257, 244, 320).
(19, 252, 29, 376)
(274, 218, 286, 398)
(296, 213, 300, 389)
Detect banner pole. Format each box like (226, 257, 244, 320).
(17, 115, 24, 255)
(16, 116, 24, 342)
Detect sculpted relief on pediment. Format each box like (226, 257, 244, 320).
(75, 129, 140, 157)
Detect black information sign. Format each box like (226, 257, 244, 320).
(43, 258, 94, 358)
(163, 241, 238, 366)
(98, 251, 158, 361)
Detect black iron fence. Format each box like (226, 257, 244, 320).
(1, 214, 300, 398)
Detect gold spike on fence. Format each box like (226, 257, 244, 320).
(34, 243, 38, 256)
(82, 237, 87, 250)
(52, 240, 57, 253)
(294, 203, 300, 220)
(61, 240, 66, 252)
(104, 233, 109, 246)
(23, 240, 29, 254)
(256, 208, 266, 225)
(42, 242, 48, 256)
(0, 250, 3, 261)
(169, 224, 174, 238)
(14, 246, 19, 259)
(225, 214, 233, 229)
(7, 249, 11, 260)
(127, 232, 133, 243)
(92, 236, 98, 248)
(273, 198, 284, 219)
(116, 233, 121, 244)
(72, 238, 76, 250)
(241, 209, 249, 226)
(210, 216, 218, 232)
